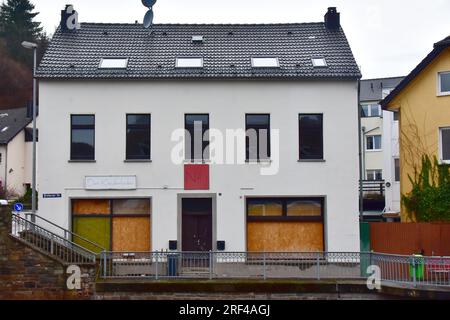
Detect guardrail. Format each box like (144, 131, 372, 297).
(11, 213, 97, 265)
(99, 251, 450, 287)
(359, 180, 385, 195)
(23, 212, 105, 253)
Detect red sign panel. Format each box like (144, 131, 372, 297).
(184, 164, 210, 190)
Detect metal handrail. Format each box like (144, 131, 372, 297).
(11, 213, 97, 264)
(24, 212, 105, 252)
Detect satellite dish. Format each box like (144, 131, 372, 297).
(143, 9, 154, 29)
(142, 0, 157, 8)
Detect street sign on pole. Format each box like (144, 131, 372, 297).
(13, 203, 24, 212)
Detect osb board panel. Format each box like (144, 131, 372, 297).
(73, 217, 111, 253)
(247, 222, 324, 252)
(73, 199, 110, 215)
(112, 217, 151, 252)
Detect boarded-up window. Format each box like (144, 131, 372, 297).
(72, 199, 151, 252)
(247, 199, 283, 217)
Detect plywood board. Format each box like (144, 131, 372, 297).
(73, 199, 110, 215)
(73, 217, 111, 252)
(247, 222, 324, 252)
(112, 217, 151, 252)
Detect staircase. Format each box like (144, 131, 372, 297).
(10, 213, 104, 265)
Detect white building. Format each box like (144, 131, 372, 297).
(0, 106, 35, 198)
(36, 7, 361, 253)
(360, 77, 404, 215)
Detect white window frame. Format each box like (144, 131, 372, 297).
(251, 57, 280, 68)
(175, 57, 204, 68)
(437, 71, 450, 96)
(98, 58, 129, 69)
(366, 135, 382, 151)
(439, 127, 450, 164)
(312, 58, 327, 67)
(366, 169, 383, 181)
(361, 103, 381, 118)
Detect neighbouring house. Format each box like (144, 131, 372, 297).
(359, 77, 404, 220)
(0, 106, 36, 198)
(35, 7, 361, 253)
(381, 36, 450, 222)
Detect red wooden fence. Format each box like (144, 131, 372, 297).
(370, 222, 450, 256)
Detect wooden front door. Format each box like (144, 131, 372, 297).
(182, 198, 212, 252)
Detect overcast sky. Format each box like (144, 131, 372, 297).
(32, 0, 450, 79)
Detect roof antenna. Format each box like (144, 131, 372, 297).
(142, 0, 157, 29)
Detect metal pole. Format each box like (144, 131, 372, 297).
(31, 47, 37, 223)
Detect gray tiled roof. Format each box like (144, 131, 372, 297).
(36, 23, 361, 80)
(0, 107, 31, 145)
(360, 77, 405, 102)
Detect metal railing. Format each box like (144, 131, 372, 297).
(23, 212, 105, 253)
(99, 251, 450, 287)
(11, 213, 97, 265)
(371, 252, 450, 287)
(359, 180, 385, 195)
(100, 251, 367, 280)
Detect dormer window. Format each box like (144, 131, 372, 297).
(438, 72, 450, 96)
(251, 57, 279, 68)
(312, 58, 327, 68)
(176, 57, 203, 68)
(99, 58, 128, 69)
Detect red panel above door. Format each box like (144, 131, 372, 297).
(184, 164, 210, 190)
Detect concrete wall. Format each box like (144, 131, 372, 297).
(38, 79, 360, 252)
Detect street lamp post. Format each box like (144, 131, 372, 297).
(21, 41, 38, 221)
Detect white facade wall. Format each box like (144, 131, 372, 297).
(38, 80, 360, 252)
(382, 111, 400, 212)
(361, 112, 384, 177)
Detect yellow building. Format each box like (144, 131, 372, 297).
(381, 36, 450, 221)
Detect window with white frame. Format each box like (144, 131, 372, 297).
(440, 127, 450, 163)
(361, 104, 381, 117)
(438, 72, 450, 95)
(366, 135, 382, 151)
(176, 57, 203, 68)
(99, 58, 128, 69)
(312, 58, 327, 67)
(251, 57, 279, 68)
(367, 170, 382, 181)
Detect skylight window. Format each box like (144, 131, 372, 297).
(99, 58, 128, 69)
(1, 127, 9, 133)
(176, 57, 203, 68)
(312, 58, 327, 67)
(251, 57, 280, 68)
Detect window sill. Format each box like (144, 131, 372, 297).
(245, 159, 272, 164)
(124, 159, 152, 163)
(184, 160, 211, 164)
(298, 159, 326, 163)
(366, 149, 382, 152)
(437, 92, 450, 97)
(68, 160, 96, 163)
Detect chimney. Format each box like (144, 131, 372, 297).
(324, 7, 340, 30)
(60, 4, 80, 31)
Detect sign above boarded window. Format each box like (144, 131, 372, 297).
(85, 176, 137, 190)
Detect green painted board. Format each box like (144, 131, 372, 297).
(73, 217, 111, 253)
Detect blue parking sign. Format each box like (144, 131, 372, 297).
(13, 203, 24, 212)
